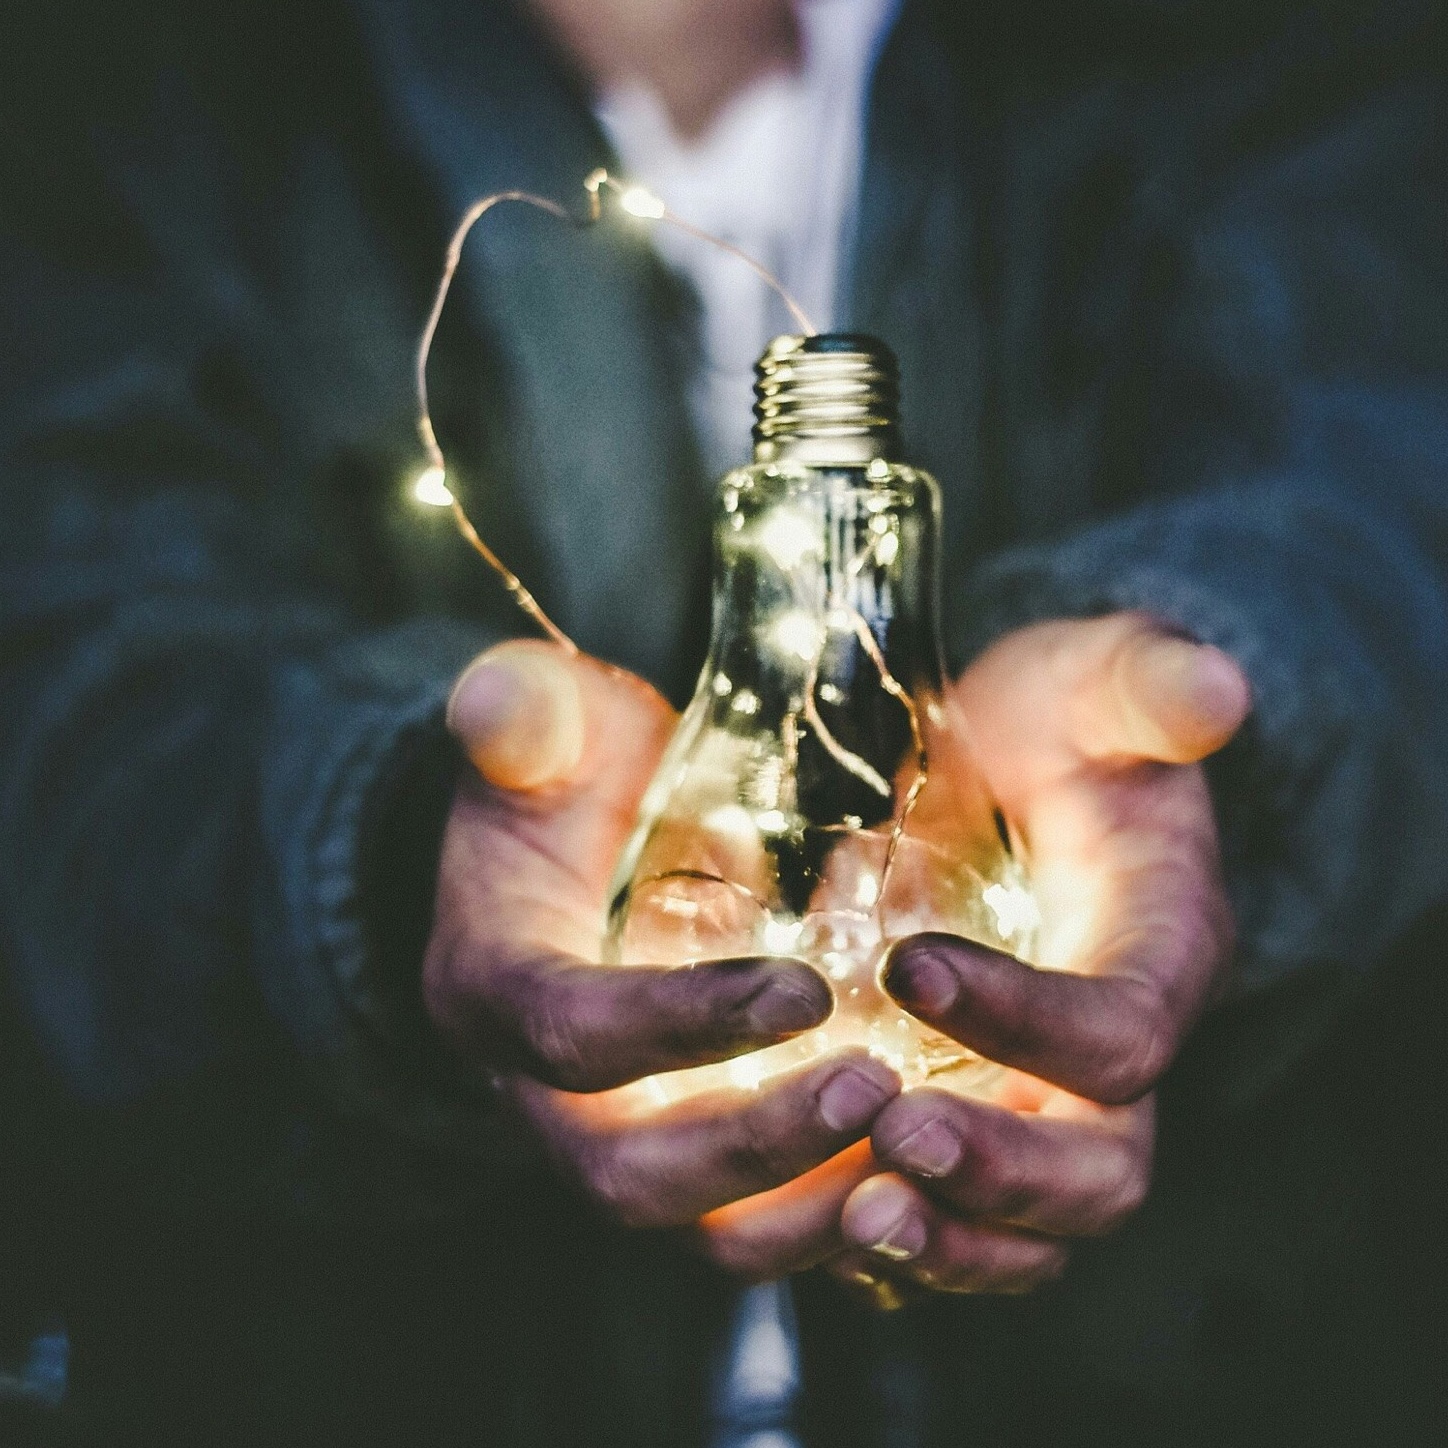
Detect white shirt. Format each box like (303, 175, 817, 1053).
(594, 0, 902, 478)
(593, 10, 903, 1444)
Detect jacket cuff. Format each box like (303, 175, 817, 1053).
(947, 484, 1446, 1008)
(258, 617, 502, 1162)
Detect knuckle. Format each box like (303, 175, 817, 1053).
(1095, 985, 1175, 1104)
(730, 1089, 827, 1187)
(1080, 1143, 1150, 1235)
(578, 1141, 651, 1228)
(956, 1131, 1028, 1219)
(1008, 1245, 1071, 1293)
(1102, 1159, 1151, 1230)
(981, 966, 1042, 1064)
(723, 1129, 798, 1194)
(520, 975, 594, 1090)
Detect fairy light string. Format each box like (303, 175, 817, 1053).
(412, 172, 818, 656)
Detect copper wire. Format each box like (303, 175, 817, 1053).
(416, 190, 579, 653)
(583, 169, 818, 336)
(416, 173, 819, 651)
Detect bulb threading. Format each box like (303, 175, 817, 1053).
(753, 334, 901, 466)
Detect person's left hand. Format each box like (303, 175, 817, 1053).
(817, 613, 1250, 1298)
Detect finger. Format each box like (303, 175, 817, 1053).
(950, 616, 1251, 812)
(840, 1175, 1068, 1294)
(884, 933, 1191, 1104)
(514, 1050, 900, 1227)
(448, 640, 586, 789)
(1075, 620, 1250, 766)
(448, 640, 674, 796)
(871, 1088, 1153, 1237)
(434, 946, 834, 1092)
(692, 1141, 875, 1280)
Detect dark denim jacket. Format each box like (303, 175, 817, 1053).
(1, 0, 1445, 1439)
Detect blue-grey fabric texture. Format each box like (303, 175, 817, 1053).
(0, 0, 1444, 1443)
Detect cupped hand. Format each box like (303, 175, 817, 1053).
(833, 613, 1250, 1296)
(424, 640, 901, 1256)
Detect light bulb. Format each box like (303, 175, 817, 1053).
(604, 335, 1037, 1099)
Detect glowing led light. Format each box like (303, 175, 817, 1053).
(854, 872, 880, 909)
(762, 918, 804, 953)
(874, 531, 900, 565)
(983, 881, 1041, 939)
(755, 809, 791, 835)
(757, 509, 819, 570)
(712, 672, 733, 696)
(703, 804, 757, 843)
(620, 186, 667, 219)
(818, 682, 843, 704)
(731, 688, 760, 716)
(412, 466, 454, 507)
(769, 610, 823, 661)
(728, 1054, 767, 1090)
(867, 458, 891, 481)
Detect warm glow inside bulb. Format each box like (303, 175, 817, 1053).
(412, 466, 454, 507)
(757, 509, 819, 570)
(620, 186, 667, 219)
(983, 881, 1041, 939)
(762, 918, 804, 953)
(769, 609, 823, 661)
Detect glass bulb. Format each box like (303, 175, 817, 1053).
(603, 336, 1038, 1100)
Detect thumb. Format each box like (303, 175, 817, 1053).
(447, 640, 586, 791)
(1081, 620, 1251, 765)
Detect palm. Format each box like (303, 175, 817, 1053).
(823, 614, 1248, 1294)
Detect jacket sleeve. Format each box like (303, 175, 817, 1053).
(952, 75, 1448, 1102)
(0, 24, 505, 1218)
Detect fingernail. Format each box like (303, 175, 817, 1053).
(1135, 636, 1250, 752)
(883, 949, 959, 1016)
(884, 1117, 962, 1178)
(817, 1062, 898, 1133)
(1183, 643, 1251, 729)
(746, 973, 831, 1036)
(447, 645, 584, 790)
(843, 1180, 927, 1262)
(446, 655, 518, 738)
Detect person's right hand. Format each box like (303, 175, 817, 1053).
(423, 640, 902, 1257)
